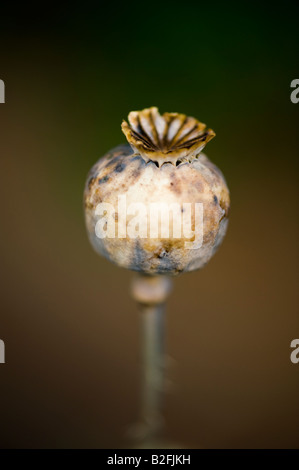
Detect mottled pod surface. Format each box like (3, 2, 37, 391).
(84, 108, 230, 275)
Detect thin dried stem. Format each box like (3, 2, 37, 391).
(129, 274, 173, 446)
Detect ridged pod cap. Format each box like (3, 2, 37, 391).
(121, 107, 215, 167)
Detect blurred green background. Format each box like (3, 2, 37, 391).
(0, 1, 298, 448)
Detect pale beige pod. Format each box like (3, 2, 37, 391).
(84, 107, 230, 275)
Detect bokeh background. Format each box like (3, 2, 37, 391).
(0, 1, 298, 448)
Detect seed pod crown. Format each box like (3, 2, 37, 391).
(121, 107, 215, 167)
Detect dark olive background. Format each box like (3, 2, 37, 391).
(0, 1, 298, 448)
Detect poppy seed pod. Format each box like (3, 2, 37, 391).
(84, 107, 230, 275)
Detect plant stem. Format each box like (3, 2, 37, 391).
(130, 274, 173, 445)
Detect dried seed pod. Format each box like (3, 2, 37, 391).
(84, 107, 230, 275)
